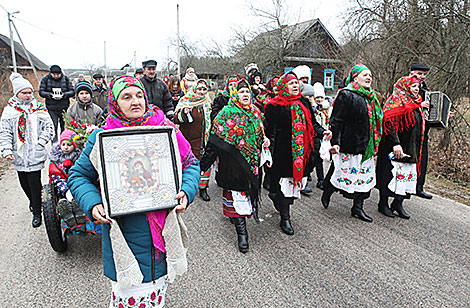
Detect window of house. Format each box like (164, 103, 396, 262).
(324, 69, 335, 90)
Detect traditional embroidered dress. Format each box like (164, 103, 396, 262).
(376, 75, 425, 198)
(93, 76, 196, 307)
(327, 64, 383, 197)
(200, 80, 265, 218)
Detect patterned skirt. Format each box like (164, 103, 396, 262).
(110, 275, 168, 308)
(222, 189, 252, 218)
(199, 167, 211, 189)
(330, 153, 376, 194)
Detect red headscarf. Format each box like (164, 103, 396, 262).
(266, 72, 315, 184)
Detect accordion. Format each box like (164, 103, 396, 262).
(425, 91, 452, 128)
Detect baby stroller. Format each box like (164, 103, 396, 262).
(42, 160, 101, 253)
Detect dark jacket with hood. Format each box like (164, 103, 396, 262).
(210, 94, 229, 122)
(39, 73, 75, 111)
(140, 75, 174, 117)
(329, 89, 371, 155)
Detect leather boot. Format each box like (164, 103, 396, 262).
(378, 196, 395, 218)
(391, 198, 410, 219)
(199, 188, 210, 202)
(279, 202, 294, 235)
(351, 198, 373, 222)
(232, 217, 249, 253)
(32, 213, 42, 228)
(321, 183, 335, 209)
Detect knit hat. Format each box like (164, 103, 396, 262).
(292, 65, 311, 80)
(59, 129, 77, 148)
(244, 63, 259, 76)
(75, 81, 93, 96)
(301, 83, 315, 96)
(50, 65, 62, 73)
(10, 73, 33, 96)
(313, 82, 325, 98)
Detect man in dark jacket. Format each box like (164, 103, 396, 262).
(91, 73, 108, 110)
(410, 63, 432, 199)
(139, 60, 174, 119)
(39, 65, 74, 142)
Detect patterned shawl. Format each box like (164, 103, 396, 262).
(265, 72, 315, 184)
(211, 80, 264, 217)
(220, 75, 241, 98)
(383, 75, 425, 174)
(102, 75, 195, 255)
(175, 79, 212, 144)
(6, 97, 48, 144)
(343, 80, 383, 163)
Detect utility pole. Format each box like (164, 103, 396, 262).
(11, 20, 40, 83)
(7, 11, 19, 73)
(104, 41, 107, 81)
(177, 4, 181, 78)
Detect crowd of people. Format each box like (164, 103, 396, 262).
(0, 59, 435, 307)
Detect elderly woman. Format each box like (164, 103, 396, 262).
(200, 79, 269, 253)
(376, 75, 425, 219)
(321, 64, 383, 223)
(68, 76, 200, 307)
(265, 72, 329, 235)
(174, 79, 212, 201)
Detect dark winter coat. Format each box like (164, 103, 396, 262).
(140, 75, 174, 117)
(39, 74, 75, 111)
(329, 89, 371, 155)
(265, 96, 325, 178)
(200, 135, 253, 192)
(210, 94, 229, 122)
(92, 84, 109, 110)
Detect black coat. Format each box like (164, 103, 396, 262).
(210, 94, 229, 122)
(39, 74, 74, 111)
(140, 75, 173, 116)
(200, 136, 254, 192)
(264, 96, 325, 178)
(329, 89, 371, 155)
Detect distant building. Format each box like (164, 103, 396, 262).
(0, 33, 49, 91)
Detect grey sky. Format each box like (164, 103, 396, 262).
(1, 0, 346, 70)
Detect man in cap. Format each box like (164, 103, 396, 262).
(139, 60, 174, 119)
(134, 68, 144, 79)
(39, 65, 75, 142)
(410, 63, 432, 199)
(91, 73, 108, 110)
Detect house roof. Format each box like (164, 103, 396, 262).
(236, 18, 340, 63)
(0, 33, 49, 71)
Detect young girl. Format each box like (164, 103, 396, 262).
(0, 73, 54, 228)
(49, 129, 84, 226)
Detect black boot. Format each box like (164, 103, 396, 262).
(391, 198, 410, 219)
(351, 198, 373, 222)
(199, 188, 210, 202)
(279, 201, 294, 235)
(316, 180, 324, 190)
(321, 183, 335, 209)
(232, 217, 249, 253)
(300, 185, 313, 196)
(32, 213, 42, 228)
(378, 196, 395, 218)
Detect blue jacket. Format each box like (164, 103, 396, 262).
(68, 128, 200, 282)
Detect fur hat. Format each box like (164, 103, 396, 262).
(59, 129, 77, 148)
(292, 65, 311, 80)
(10, 73, 33, 96)
(244, 63, 259, 76)
(313, 82, 326, 98)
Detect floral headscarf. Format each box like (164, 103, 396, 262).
(345, 64, 370, 85)
(265, 72, 315, 184)
(220, 75, 241, 98)
(340, 65, 383, 162)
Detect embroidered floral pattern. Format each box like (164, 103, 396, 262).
(111, 279, 167, 308)
(331, 153, 376, 193)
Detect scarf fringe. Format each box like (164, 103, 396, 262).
(383, 111, 416, 136)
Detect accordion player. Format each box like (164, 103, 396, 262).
(424, 91, 452, 128)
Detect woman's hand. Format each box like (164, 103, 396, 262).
(393, 145, 404, 159)
(92, 204, 110, 223)
(323, 130, 332, 140)
(5, 154, 14, 161)
(184, 107, 190, 114)
(175, 191, 188, 213)
(262, 136, 270, 148)
(330, 145, 340, 154)
(421, 100, 430, 109)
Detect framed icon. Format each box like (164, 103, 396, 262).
(97, 127, 181, 218)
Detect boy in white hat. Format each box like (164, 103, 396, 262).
(0, 73, 54, 227)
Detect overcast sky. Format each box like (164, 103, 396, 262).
(1, 0, 347, 70)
